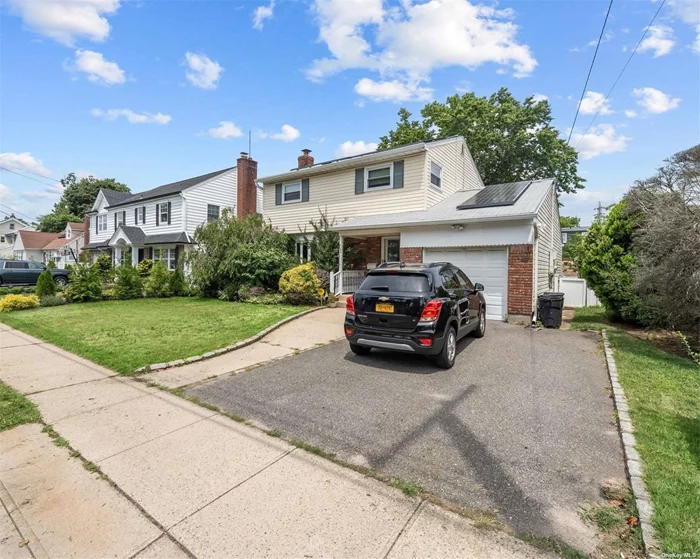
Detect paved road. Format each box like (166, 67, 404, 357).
(190, 321, 626, 550)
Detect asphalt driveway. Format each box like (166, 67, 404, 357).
(189, 321, 626, 550)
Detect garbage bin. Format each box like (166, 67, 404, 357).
(538, 292, 565, 328)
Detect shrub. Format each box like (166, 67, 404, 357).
(217, 284, 239, 302)
(168, 266, 187, 297)
(0, 287, 9, 296)
(247, 293, 285, 305)
(238, 284, 267, 301)
(283, 292, 318, 306)
(92, 253, 113, 281)
(0, 294, 40, 312)
(36, 270, 57, 298)
(101, 287, 117, 300)
(145, 261, 171, 298)
(46, 260, 56, 269)
(137, 258, 153, 278)
(115, 264, 143, 300)
(40, 295, 67, 307)
(64, 263, 102, 302)
(22, 286, 36, 294)
(10, 287, 22, 295)
(279, 263, 321, 297)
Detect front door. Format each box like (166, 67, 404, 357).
(383, 238, 400, 263)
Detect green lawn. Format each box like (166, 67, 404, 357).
(0, 298, 310, 374)
(0, 380, 40, 432)
(568, 305, 609, 331)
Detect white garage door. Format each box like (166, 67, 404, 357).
(424, 248, 508, 321)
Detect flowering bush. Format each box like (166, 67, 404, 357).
(279, 263, 321, 303)
(0, 294, 40, 312)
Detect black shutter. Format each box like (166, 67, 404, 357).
(355, 168, 365, 195)
(167, 201, 171, 224)
(156, 204, 159, 226)
(95, 216, 98, 235)
(393, 160, 404, 189)
(114, 213, 117, 229)
(142, 206, 146, 224)
(301, 178, 309, 202)
(123, 211, 126, 225)
(134, 208, 138, 224)
(275, 184, 282, 205)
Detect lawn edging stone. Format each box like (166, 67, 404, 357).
(133, 306, 325, 374)
(602, 329, 660, 559)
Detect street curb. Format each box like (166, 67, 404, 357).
(133, 306, 327, 374)
(601, 329, 660, 559)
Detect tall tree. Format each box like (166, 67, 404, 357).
(379, 88, 585, 195)
(560, 216, 581, 228)
(38, 173, 129, 232)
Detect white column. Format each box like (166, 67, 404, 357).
(132, 247, 139, 267)
(338, 235, 344, 294)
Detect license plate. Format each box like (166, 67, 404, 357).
(375, 303, 394, 313)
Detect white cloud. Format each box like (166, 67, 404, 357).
(632, 87, 681, 113)
(531, 93, 549, 104)
(253, 0, 274, 30)
(668, 0, 700, 25)
(570, 124, 629, 160)
(355, 77, 433, 102)
(307, 0, 536, 101)
(6, 0, 120, 46)
(638, 25, 675, 57)
(0, 152, 52, 177)
(587, 30, 614, 47)
(207, 121, 244, 139)
(335, 140, 379, 158)
(579, 91, 613, 115)
(624, 109, 637, 118)
(66, 49, 125, 85)
(270, 124, 301, 142)
(91, 109, 171, 124)
(694, 26, 700, 53)
(184, 52, 223, 89)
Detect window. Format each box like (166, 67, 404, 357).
(383, 238, 400, 262)
(5, 261, 28, 269)
(455, 269, 474, 291)
(97, 214, 107, 232)
(116, 212, 125, 227)
(135, 206, 146, 225)
(207, 204, 220, 222)
(430, 161, 442, 188)
(159, 204, 169, 224)
(295, 240, 310, 261)
(9, 223, 14, 230)
(359, 273, 431, 293)
(440, 269, 460, 290)
(152, 247, 176, 270)
(282, 182, 302, 204)
(28, 261, 45, 270)
(365, 165, 392, 190)
(0, 236, 4, 243)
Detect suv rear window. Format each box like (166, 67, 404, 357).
(360, 273, 431, 293)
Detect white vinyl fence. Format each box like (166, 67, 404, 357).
(330, 270, 366, 295)
(557, 276, 600, 307)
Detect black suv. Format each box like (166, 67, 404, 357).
(0, 259, 70, 286)
(345, 262, 486, 369)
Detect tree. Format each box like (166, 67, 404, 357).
(115, 264, 143, 300)
(560, 216, 581, 228)
(38, 173, 129, 232)
(145, 261, 172, 298)
(36, 270, 56, 298)
(379, 89, 584, 195)
(304, 209, 360, 273)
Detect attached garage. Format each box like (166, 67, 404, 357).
(424, 248, 508, 320)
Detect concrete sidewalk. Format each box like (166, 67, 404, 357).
(1, 324, 552, 559)
(145, 307, 347, 388)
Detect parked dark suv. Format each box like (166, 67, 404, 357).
(344, 262, 486, 369)
(0, 259, 70, 286)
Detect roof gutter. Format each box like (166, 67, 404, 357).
(332, 212, 539, 233)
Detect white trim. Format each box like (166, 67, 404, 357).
(281, 181, 302, 204)
(381, 236, 400, 263)
(364, 162, 393, 192)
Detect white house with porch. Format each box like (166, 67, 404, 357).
(258, 138, 562, 322)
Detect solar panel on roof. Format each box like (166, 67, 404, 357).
(456, 181, 531, 210)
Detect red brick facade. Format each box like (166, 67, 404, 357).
(400, 247, 423, 264)
(349, 236, 381, 268)
(236, 153, 258, 218)
(507, 244, 534, 315)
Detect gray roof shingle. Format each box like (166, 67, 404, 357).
(102, 189, 133, 206)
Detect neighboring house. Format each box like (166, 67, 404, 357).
(0, 215, 35, 257)
(11, 222, 85, 266)
(82, 153, 260, 268)
(259, 138, 562, 321)
(561, 226, 589, 244)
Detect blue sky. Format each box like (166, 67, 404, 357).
(1, 0, 698, 226)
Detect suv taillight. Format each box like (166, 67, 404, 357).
(419, 299, 442, 322)
(346, 296, 355, 317)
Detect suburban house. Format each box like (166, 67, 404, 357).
(561, 225, 589, 245)
(258, 137, 562, 322)
(82, 153, 261, 268)
(11, 222, 85, 266)
(0, 215, 35, 258)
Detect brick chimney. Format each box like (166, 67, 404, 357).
(297, 149, 314, 169)
(237, 152, 258, 218)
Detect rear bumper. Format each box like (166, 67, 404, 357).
(345, 322, 446, 355)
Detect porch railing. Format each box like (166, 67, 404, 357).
(330, 270, 366, 296)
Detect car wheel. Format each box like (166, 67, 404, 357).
(434, 327, 457, 369)
(350, 343, 371, 356)
(472, 307, 486, 338)
(53, 276, 67, 286)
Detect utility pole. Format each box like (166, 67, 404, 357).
(594, 201, 605, 220)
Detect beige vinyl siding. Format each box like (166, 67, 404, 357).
(425, 139, 484, 208)
(91, 195, 184, 243)
(535, 185, 559, 295)
(182, 169, 237, 236)
(263, 153, 426, 233)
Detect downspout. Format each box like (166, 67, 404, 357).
(532, 219, 539, 325)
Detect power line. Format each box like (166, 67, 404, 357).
(0, 166, 58, 187)
(566, 0, 615, 144)
(0, 162, 62, 182)
(574, 0, 667, 149)
(0, 203, 37, 223)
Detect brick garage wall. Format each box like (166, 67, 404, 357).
(508, 244, 534, 315)
(400, 247, 423, 264)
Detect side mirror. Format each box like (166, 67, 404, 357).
(474, 283, 484, 292)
